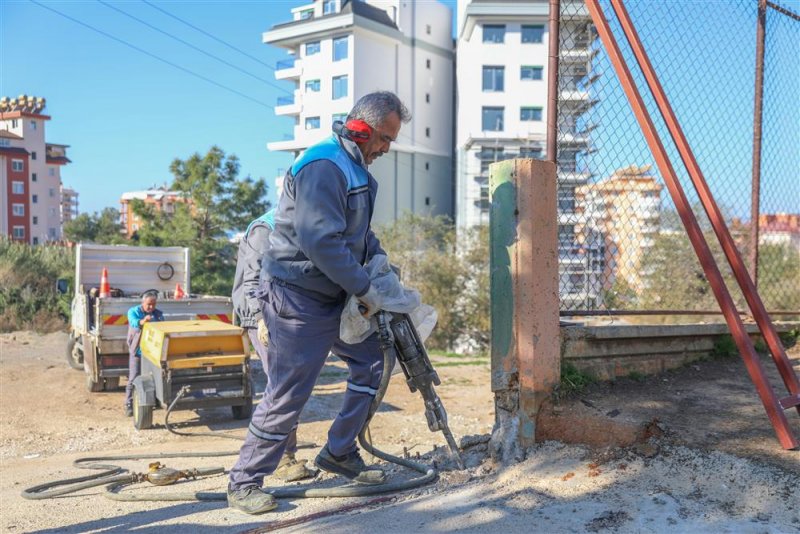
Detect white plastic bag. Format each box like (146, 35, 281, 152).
(340, 254, 437, 345)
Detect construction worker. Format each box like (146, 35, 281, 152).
(232, 208, 316, 482)
(124, 291, 164, 416)
(227, 91, 410, 514)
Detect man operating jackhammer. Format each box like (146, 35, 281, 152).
(227, 91, 410, 514)
(232, 208, 316, 482)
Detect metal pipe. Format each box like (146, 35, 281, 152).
(560, 309, 800, 317)
(608, 0, 800, 417)
(585, 0, 797, 450)
(750, 0, 767, 287)
(546, 0, 561, 162)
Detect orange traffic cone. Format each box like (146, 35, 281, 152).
(174, 283, 186, 299)
(99, 268, 110, 298)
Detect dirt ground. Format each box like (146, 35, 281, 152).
(1, 330, 798, 533)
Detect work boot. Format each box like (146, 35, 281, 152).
(227, 485, 278, 515)
(274, 452, 317, 482)
(314, 444, 386, 485)
(124, 404, 133, 417)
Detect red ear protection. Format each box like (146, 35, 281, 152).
(345, 119, 372, 143)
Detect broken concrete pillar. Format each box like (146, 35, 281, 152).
(489, 158, 560, 461)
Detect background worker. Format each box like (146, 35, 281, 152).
(124, 291, 164, 417)
(232, 208, 316, 482)
(227, 91, 410, 515)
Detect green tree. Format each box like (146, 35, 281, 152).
(756, 243, 800, 311)
(377, 214, 489, 352)
(63, 207, 126, 244)
(134, 146, 269, 295)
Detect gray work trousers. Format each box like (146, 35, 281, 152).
(229, 280, 384, 490)
(245, 327, 298, 454)
(124, 353, 140, 408)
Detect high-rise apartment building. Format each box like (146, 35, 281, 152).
(60, 185, 79, 224)
(0, 95, 72, 244)
(263, 0, 455, 224)
(455, 0, 600, 308)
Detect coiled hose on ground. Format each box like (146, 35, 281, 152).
(21, 317, 439, 502)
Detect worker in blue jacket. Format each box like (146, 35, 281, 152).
(124, 291, 164, 416)
(231, 208, 315, 482)
(227, 91, 410, 514)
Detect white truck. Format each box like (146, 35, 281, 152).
(64, 244, 233, 392)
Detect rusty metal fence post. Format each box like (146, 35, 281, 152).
(750, 0, 767, 287)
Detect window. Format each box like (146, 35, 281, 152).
(425, 93, 430, 103)
(333, 36, 348, 61)
(425, 162, 430, 171)
(426, 24, 431, 35)
(482, 66, 505, 92)
(32, 237, 39, 245)
(521, 65, 544, 80)
(12, 226, 24, 239)
(12, 204, 24, 216)
(332, 75, 348, 100)
(31, 151, 37, 160)
(425, 197, 430, 206)
(32, 194, 38, 203)
(30, 120, 37, 130)
(0, 138, 8, 147)
(305, 41, 320, 55)
(49, 188, 56, 197)
(305, 116, 321, 130)
(11, 119, 18, 128)
(33, 216, 38, 225)
(12, 181, 24, 194)
(483, 25, 505, 43)
(520, 147, 543, 159)
(305, 79, 321, 92)
(32, 172, 38, 182)
(332, 113, 347, 124)
(558, 191, 576, 211)
(426, 58, 431, 69)
(482, 107, 504, 131)
(12, 159, 24, 172)
(323, 0, 336, 14)
(300, 9, 313, 20)
(522, 25, 545, 43)
(425, 127, 431, 137)
(520, 107, 543, 121)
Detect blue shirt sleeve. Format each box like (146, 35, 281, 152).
(128, 306, 145, 330)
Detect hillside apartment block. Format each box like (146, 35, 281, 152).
(0, 95, 75, 245)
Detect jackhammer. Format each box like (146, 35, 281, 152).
(21, 309, 464, 502)
(375, 311, 465, 469)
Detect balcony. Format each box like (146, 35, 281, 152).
(275, 94, 301, 116)
(275, 58, 302, 80)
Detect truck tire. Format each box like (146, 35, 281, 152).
(133, 386, 153, 430)
(105, 377, 120, 390)
(66, 335, 84, 371)
(232, 397, 253, 420)
(86, 374, 104, 393)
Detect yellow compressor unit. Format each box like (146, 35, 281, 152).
(131, 320, 253, 430)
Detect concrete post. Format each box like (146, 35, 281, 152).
(489, 158, 560, 460)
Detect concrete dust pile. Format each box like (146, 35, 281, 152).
(281, 441, 799, 533)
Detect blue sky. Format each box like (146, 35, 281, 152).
(1, 0, 454, 214)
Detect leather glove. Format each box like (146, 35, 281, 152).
(357, 284, 382, 318)
(257, 318, 269, 347)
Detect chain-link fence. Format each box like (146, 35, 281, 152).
(556, 0, 799, 316)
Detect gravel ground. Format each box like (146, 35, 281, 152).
(1, 330, 798, 533)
